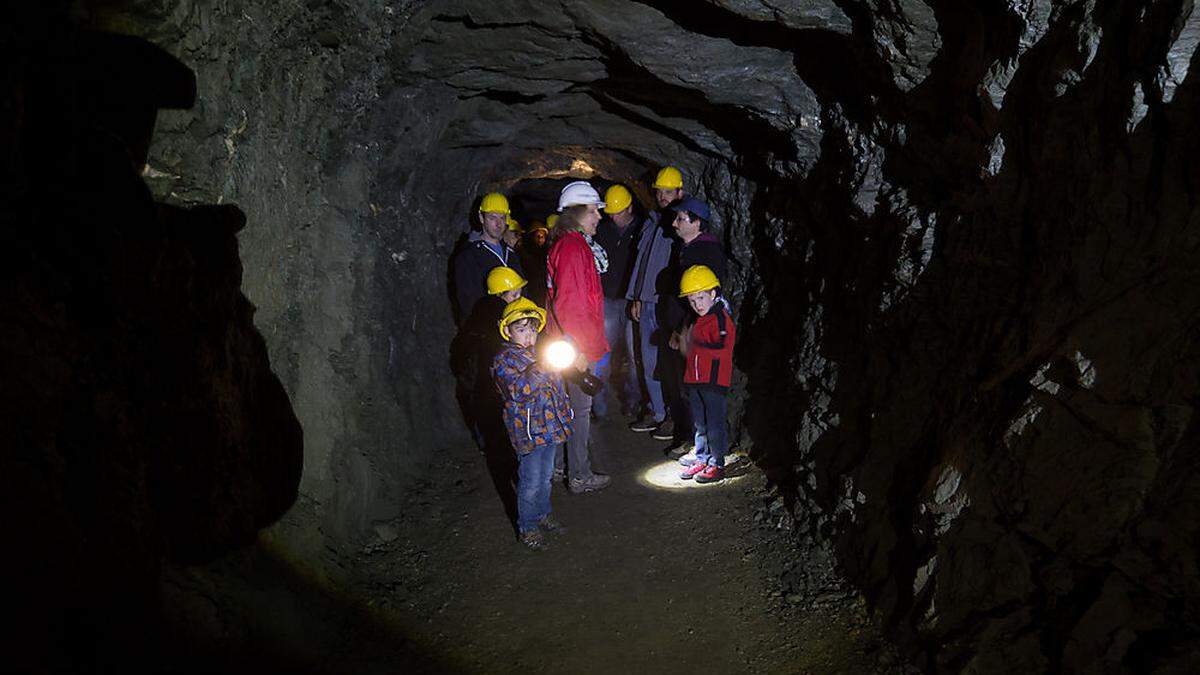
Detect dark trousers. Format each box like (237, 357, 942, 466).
(686, 385, 728, 467)
(658, 347, 691, 438)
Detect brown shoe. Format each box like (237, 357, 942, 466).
(568, 473, 612, 494)
(538, 515, 568, 535)
(519, 530, 548, 551)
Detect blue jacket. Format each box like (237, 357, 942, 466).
(492, 343, 574, 455)
(624, 210, 677, 304)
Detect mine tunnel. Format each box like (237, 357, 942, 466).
(6, 1, 1200, 673)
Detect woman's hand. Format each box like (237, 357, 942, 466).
(668, 331, 681, 350)
(574, 352, 589, 372)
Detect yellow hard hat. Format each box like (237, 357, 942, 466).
(498, 297, 547, 340)
(679, 265, 720, 297)
(546, 214, 559, 229)
(603, 184, 633, 215)
(652, 167, 683, 190)
(487, 266, 528, 295)
(506, 215, 521, 232)
(479, 192, 510, 215)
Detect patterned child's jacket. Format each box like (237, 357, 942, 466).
(492, 343, 574, 455)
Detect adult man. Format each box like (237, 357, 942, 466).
(625, 167, 685, 439)
(592, 183, 641, 419)
(660, 197, 727, 447)
(451, 192, 526, 452)
(453, 193, 525, 325)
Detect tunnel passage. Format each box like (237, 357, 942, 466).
(12, 0, 1200, 672)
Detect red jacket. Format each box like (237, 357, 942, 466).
(684, 305, 735, 388)
(546, 231, 609, 362)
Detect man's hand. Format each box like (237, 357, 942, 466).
(574, 352, 589, 372)
(629, 300, 641, 322)
(668, 330, 681, 350)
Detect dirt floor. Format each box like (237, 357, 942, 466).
(163, 417, 908, 674)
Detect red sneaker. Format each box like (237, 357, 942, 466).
(679, 462, 708, 480)
(694, 465, 725, 484)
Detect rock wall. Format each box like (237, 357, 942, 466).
(2, 17, 303, 670)
(54, 0, 1200, 670)
(733, 2, 1200, 671)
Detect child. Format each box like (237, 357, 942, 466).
(479, 266, 527, 370)
(676, 265, 736, 484)
(493, 297, 574, 550)
(486, 265, 526, 305)
(462, 266, 528, 454)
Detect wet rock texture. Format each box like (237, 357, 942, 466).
(2, 18, 302, 671)
(71, 0, 1200, 670)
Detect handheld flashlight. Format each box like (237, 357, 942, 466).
(543, 339, 604, 397)
(544, 340, 577, 371)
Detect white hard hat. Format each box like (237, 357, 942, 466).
(557, 181, 606, 212)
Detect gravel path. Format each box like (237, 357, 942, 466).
(163, 417, 899, 673)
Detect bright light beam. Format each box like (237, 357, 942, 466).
(637, 454, 750, 491)
(544, 340, 576, 371)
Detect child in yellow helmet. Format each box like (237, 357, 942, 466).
(493, 298, 573, 550)
(486, 266, 527, 303)
(675, 265, 736, 484)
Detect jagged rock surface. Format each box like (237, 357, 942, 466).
(47, 0, 1200, 671)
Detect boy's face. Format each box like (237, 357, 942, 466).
(687, 289, 717, 316)
(508, 319, 539, 348)
(499, 289, 522, 304)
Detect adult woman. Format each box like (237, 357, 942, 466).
(545, 180, 612, 493)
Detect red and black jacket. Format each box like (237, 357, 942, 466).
(684, 305, 735, 388)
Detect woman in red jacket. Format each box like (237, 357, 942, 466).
(546, 180, 612, 494)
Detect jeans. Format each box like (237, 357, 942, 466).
(593, 298, 638, 418)
(557, 381, 597, 480)
(687, 386, 728, 467)
(517, 443, 557, 533)
(631, 300, 666, 421)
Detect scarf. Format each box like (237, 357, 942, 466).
(584, 233, 609, 275)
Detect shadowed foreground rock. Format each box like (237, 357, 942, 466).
(9, 1, 1200, 672)
(1, 26, 302, 672)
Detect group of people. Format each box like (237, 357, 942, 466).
(450, 167, 736, 550)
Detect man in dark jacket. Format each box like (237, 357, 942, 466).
(450, 193, 525, 453)
(659, 197, 727, 446)
(592, 184, 642, 419)
(453, 193, 524, 327)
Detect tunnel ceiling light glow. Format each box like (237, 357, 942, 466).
(569, 159, 596, 176)
(638, 454, 750, 491)
(544, 158, 597, 179)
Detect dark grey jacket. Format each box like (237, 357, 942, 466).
(624, 210, 676, 304)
